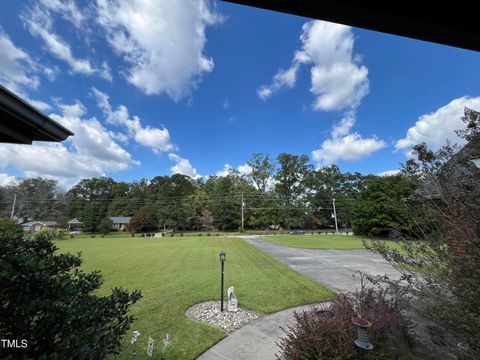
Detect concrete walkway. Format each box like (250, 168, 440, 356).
(197, 302, 329, 360)
(197, 236, 399, 359)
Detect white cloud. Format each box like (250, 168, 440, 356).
(0, 173, 17, 186)
(0, 101, 139, 186)
(258, 20, 369, 111)
(22, 5, 110, 79)
(223, 98, 230, 109)
(28, 98, 52, 111)
(96, 0, 222, 99)
(377, 169, 400, 176)
(215, 163, 252, 177)
(38, 0, 86, 28)
(58, 101, 86, 118)
(0, 28, 39, 92)
(257, 64, 299, 100)
(237, 163, 253, 176)
(395, 96, 480, 154)
(168, 153, 201, 179)
(312, 112, 385, 166)
(215, 163, 233, 177)
(92, 87, 175, 153)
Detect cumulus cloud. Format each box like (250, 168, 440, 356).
(168, 153, 201, 179)
(22, 4, 111, 80)
(92, 87, 175, 153)
(258, 20, 369, 111)
(96, 0, 222, 99)
(311, 111, 385, 166)
(0, 173, 17, 186)
(377, 169, 400, 176)
(0, 28, 39, 92)
(29, 99, 52, 111)
(0, 100, 139, 186)
(395, 96, 480, 154)
(215, 163, 252, 177)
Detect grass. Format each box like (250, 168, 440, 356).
(263, 234, 404, 251)
(56, 236, 334, 359)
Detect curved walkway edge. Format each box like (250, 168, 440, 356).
(196, 302, 330, 360)
(197, 235, 400, 359)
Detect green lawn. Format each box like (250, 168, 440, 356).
(263, 234, 403, 251)
(56, 236, 334, 359)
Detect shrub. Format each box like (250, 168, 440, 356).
(70, 234, 74, 239)
(180, 233, 184, 237)
(170, 233, 174, 237)
(0, 218, 22, 238)
(207, 233, 211, 236)
(131, 232, 135, 237)
(90, 234, 96, 238)
(277, 285, 414, 360)
(56, 229, 66, 240)
(0, 232, 141, 359)
(198, 233, 202, 237)
(98, 218, 113, 236)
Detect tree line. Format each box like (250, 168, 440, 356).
(0, 152, 416, 234)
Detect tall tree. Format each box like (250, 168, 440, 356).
(156, 174, 196, 230)
(67, 177, 115, 232)
(246, 152, 275, 192)
(274, 153, 313, 228)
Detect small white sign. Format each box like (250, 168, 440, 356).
(147, 337, 154, 357)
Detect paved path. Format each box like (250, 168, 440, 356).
(242, 236, 400, 293)
(197, 236, 399, 359)
(196, 302, 329, 360)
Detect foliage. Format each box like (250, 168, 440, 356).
(365, 107, 480, 358)
(0, 233, 141, 359)
(277, 284, 414, 360)
(246, 152, 275, 192)
(98, 217, 113, 235)
(352, 175, 416, 235)
(0, 218, 22, 238)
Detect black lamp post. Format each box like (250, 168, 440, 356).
(219, 250, 226, 312)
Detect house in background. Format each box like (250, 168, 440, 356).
(22, 221, 59, 232)
(67, 218, 83, 231)
(109, 217, 131, 231)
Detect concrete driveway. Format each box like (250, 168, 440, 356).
(242, 236, 400, 293)
(197, 236, 400, 359)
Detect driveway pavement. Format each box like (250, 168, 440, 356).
(197, 235, 399, 359)
(242, 236, 400, 293)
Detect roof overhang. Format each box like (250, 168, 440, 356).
(0, 84, 73, 144)
(222, 1, 480, 52)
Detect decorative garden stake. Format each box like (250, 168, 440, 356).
(219, 250, 226, 312)
(131, 330, 140, 357)
(160, 333, 171, 360)
(351, 317, 373, 350)
(146, 337, 154, 358)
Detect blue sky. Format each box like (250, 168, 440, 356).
(0, 0, 479, 187)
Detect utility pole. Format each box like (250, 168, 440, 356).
(10, 193, 17, 219)
(332, 198, 339, 234)
(241, 192, 245, 230)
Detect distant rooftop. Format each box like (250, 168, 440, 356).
(109, 216, 131, 224)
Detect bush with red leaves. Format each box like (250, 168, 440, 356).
(276, 286, 415, 359)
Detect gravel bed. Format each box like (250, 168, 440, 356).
(186, 301, 263, 333)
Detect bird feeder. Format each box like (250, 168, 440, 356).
(351, 317, 373, 350)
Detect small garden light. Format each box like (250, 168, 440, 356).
(219, 250, 226, 312)
(352, 317, 373, 350)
